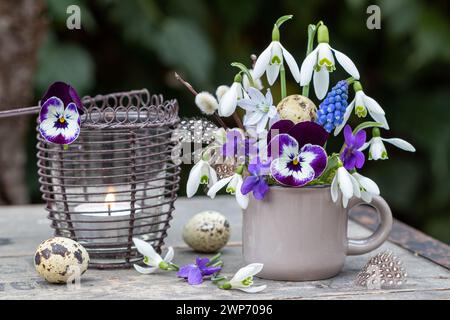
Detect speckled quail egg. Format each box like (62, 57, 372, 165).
(183, 211, 230, 253)
(276, 94, 317, 123)
(34, 237, 89, 284)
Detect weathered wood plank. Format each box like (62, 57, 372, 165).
(0, 197, 449, 300)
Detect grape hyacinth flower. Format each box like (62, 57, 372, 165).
(132, 238, 177, 274)
(240, 157, 271, 200)
(238, 87, 277, 134)
(316, 80, 349, 133)
(360, 128, 415, 160)
(269, 134, 327, 187)
(340, 125, 366, 171)
(331, 166, 361, 208)
(177, 257, 222, 285)
(334, 81, 388, 135)
(300, 24, 360, 99)
(186, 159, 218, 198)
(219, 263, 267, 293)
(207, 169, 249, 209)
(38, 82, 83, 145)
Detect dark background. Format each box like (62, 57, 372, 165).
(1, 0, 449, 243)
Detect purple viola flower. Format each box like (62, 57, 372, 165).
(266, 120, 329, 157)
(269, 134, 327, 187)
(241, 158, 271, 200)
(340, 125, 366, 171)
(38, 82, 82, 145)
(177, 257, 222, 285)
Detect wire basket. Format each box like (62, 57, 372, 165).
(36, 89, 180, 269)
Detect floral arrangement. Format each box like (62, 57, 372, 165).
(133, 238, 266, 293)
(178, 15, 415, 208)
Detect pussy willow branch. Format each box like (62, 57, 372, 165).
(174, 72, 228, 129)
(0, 105, 40, 118)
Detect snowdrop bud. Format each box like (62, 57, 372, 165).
(195, 92, 218, 115)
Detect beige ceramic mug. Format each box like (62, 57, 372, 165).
(243, 185, 393, 281)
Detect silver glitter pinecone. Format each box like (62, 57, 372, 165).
(356, 250, 408, 289)
(173, 118, 218, 144)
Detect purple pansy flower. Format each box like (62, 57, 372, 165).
(241, 158, 271, 200)
(340, 125, 366, 170)
(38, 82, 82, 145)
(41, 81, 84, 115)
(269, 134, 327, 187)
(177, 257, 222, 285)
(267, 120, 329, 157)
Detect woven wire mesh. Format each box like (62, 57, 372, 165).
(36, 89, 180, 269)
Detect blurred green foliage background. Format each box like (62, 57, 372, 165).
(26, 0, 450, 243)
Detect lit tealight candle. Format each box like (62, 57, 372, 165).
(74, 190, 141, 217)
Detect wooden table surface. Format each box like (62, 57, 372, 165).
(0, 196, 449, 300)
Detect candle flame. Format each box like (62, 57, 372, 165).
(105, 188, 116, 208)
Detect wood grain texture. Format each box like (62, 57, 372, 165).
(0, 197, 449, 300)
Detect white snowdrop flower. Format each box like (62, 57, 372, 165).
(218, 75, 247, 117)
(207, 172, 249, 209)
(133, 238, 175, 274)
(360, 133, 415, 161)
(331, 166, 361, 208)
(335, 82, 388, 135)
(300, 24, 360, 100)
(186, 159, 218, 197)
(220, 263, 267, 293)
(352, 172, 380, 203)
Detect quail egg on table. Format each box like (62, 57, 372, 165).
(183, 211, 230, 253)
(34, 237, 89, 284)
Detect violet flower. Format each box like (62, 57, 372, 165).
(38, 82, 83, 145)
(340, 125, 366, 171)
(177, 257, 222, 285)
(241, 158, 271, 200)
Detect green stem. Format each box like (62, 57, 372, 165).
(302, 24, 318, 98)
(206, 253, 222, 266)
(280, 64, 287, 99)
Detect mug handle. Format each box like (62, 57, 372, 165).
(346, 195, 393, 256)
